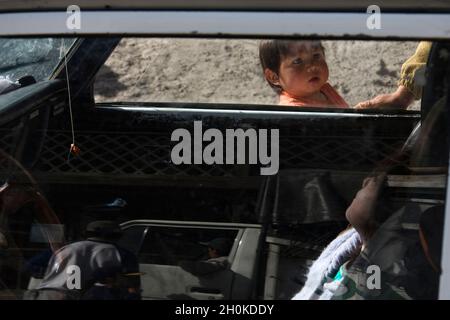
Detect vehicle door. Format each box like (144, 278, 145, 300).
(0, 37, 79, 297)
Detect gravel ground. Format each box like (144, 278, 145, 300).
(95, 38, 420, 109)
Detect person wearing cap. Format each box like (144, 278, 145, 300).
(26, 220, 140, 300)
(179, 238, 232, 276)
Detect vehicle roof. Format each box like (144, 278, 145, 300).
(0, 0, 449, 13)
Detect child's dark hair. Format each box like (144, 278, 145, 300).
(258, 40, 324, 94)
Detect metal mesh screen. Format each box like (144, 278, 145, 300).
(23, 130, 406, 180)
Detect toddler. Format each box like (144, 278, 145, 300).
(259, 40, 348, 108)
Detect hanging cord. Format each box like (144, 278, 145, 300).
(61, 40, 80, 161)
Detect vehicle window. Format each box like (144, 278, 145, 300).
(136, 226, 238, 265)
(95, 38, 420, 110)
(1, 36, 450, 301)
(0, 38, 76, 86)
(117, 226, 147, 255)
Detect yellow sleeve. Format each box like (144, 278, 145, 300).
(398, 41, 432, 100)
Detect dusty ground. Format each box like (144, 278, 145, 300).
(95, 39, 420, 109)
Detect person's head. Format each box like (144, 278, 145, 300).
(345, 174, 389, 242)
(345, 164, 414, 243)
(259, 40, 329, 98)
(345, 141, 413, 243)
(206, 238, 232, 258)
(86, 220, 123, 242)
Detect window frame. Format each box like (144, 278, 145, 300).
(1, 5, 450, 299)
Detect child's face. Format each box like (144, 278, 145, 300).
(269, 41, 329, 98)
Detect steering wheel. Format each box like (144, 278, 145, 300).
(0, 147, 62, 252)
